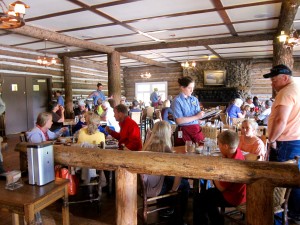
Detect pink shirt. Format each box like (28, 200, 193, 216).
(268, 80, 300, 141)
(238, 135, 265, 160)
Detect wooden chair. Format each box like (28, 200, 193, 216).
(138, 174, 178, 225)
(231, 118, 244, 126)
(129, 111, 143, 137)
(222, 158, 297, 225)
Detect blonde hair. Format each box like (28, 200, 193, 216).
(86, 113, 100, 135)
(143, 121, 172, 153)
(242, 119, 258, 134)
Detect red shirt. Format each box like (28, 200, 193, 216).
(110, 116, 142, 151)
(219, 148, 246, 206)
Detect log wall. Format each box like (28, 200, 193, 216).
(123, 59, 300, 103)
(123, 65, 183, 101)
(0, 45, 125, 99)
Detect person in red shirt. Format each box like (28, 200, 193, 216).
(193, 130, 246, 225)
(105, 104, 142, 151)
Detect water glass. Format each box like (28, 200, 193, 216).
(185, 140, 193, 153)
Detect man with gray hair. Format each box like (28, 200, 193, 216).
(263, 64, 300, 223)
(256, 100, 272, 125)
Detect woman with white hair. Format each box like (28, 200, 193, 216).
(226, 98, 246, 120)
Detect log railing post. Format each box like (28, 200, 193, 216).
(115, 168, 137, 225)
(246, 179, 274, 225)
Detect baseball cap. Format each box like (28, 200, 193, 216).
(263, 64, 292, 78)
(97, 82, 103, 87)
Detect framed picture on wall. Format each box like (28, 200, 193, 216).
(204, 70, 226, 86)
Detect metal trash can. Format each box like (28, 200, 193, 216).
(27, 142, 54, 186)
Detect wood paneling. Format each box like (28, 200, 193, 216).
(123, 65, 183, 101)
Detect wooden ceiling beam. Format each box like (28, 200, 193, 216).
(115, 33, 275, 52)
(58, 50, 104, 58)
(12, 25, 167, 67)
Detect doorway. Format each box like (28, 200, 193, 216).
(1, 75, 52, 135)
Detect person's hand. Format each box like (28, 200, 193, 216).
(105, 126, 111, 134)
(269, 141, 277, 150)
(123, 146, 130, 151)
(198, 111, 205, 119)
(59, 105, 65, 112)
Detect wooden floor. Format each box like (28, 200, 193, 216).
(0, 134, 297, 225)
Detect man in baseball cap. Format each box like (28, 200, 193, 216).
(264, 64, 300, 224)
(263, 64, 292, 78)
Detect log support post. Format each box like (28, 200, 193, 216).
(115, 168, 137, 225)
(107, 51, 121, 104)
(62, 56, 73, 119)
(246, 179, 274, 225)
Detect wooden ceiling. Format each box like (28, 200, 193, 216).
(0, 0, 300, 68)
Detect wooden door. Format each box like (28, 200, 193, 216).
(2, 76, 28, 134)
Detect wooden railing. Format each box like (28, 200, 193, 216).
(15, 143, 300, 225)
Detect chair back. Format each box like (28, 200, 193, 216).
(232, 118, 244, 126)
(138, 174, 178, 224)
(130, 111, 142, 125)
(146, 107, 154, 119)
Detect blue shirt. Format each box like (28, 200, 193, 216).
(227, 104, 241, 119)
(57, 96, 64, 107)
(171, 93, 200, 126)
(90, 90, 106, 105)
(150, 91, 159, 103)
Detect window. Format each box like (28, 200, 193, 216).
(135, 82, 168, 107)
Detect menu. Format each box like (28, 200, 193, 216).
(201, 109, 222, 120)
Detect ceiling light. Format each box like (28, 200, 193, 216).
(278, 29, 299, 49)
(140, 72, 151, 79)
(181, 47, 196, 69)
(36, 39, 57, 67)
(0, 0, 29, 29)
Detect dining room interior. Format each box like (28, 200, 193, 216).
(0, 0, 300, 225)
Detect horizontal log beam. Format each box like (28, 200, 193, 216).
(58, 50, 104, 58)
(115, 33, 275, 52)
(12, 25, 167, 67)
(15, 143, 300, 187)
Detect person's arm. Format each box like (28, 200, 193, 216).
(170, 176, 182, 192)
(56, 106, 65, 122)
(268, 105, 292, 144)
(175, 111, 205, 125)
(87, 91, 96, 98)
(213, 180, 227, 192)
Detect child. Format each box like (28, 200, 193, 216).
(193, 130, 246, 225)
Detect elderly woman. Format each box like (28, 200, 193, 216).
(226, 98, 246, 125)
(77, 113, 105, 184)
(77, 113, 105, 145)
(238, 119, 266, 160)
(26, 112, 68, 143)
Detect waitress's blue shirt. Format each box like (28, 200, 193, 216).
(171, 93, 200, 126)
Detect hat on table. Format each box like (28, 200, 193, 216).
(263, 64, 292, 78)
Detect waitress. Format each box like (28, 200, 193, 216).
(171, 76, 205, 146)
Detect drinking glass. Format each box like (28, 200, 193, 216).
(185, 141, 193, 153)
